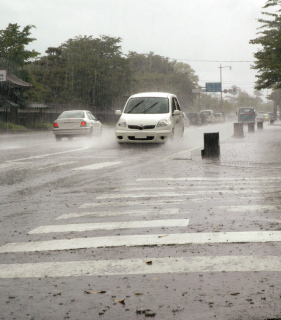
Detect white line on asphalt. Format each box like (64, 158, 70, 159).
(222, 205, 281, 212)
(110, 189, 264, 195)
(136, 177, 281, 182)
(6, 147, 90, 163)
(37, 161, 77, 170)
(72, 161, 122, 170)
(1, 231, 281, 253)
(57, 208, 180, 220)
(1, 255, 281, 278)
(79, 199, 184, 208)
(96, 192, 196, 199)
(29, 219, 189, 234)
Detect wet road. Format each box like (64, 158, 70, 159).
(0, 121, 281, 320)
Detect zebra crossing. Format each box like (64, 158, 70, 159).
(1, 176, 281, 279)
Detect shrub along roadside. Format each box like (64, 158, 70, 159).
(0, 121, 53, 131)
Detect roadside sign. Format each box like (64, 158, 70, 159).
(192, 88, 206, 93)
(0, 70, 6, 81)
(205, 82, 221, 92)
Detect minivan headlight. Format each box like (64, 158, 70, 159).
(117, 119, 126, 127)
(156, 119, 169, 127)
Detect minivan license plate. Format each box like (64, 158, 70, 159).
(135, 132, 147, 139)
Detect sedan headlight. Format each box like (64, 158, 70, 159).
(117, 119, 126, 127)
(156, 119, 169, 127)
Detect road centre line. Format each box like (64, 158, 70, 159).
(29, 219, 189, 234)
(57, 208, 180, 220)
(1, 255, 281, 279)
(79, 199, 184, 208)
(1, 231, 281, 253)
(72, 161, 122, 171)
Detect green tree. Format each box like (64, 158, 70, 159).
(250, 0, 281, 89)
(0, 23, 39, 71)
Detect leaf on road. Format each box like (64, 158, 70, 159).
(115, 299, 125, 305)
(151, 277, 158, 281)
(84, 290, 106, 294)
(144, 260, 153, 265)
(231, 292, 240, 296)
(135, 292, 143, 295)
(158, 234, 168, 238)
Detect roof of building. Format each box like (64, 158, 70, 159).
(25, 103, 49, 109)
(6, 73, 33, 88)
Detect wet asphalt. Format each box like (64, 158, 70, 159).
(0, 120, 281, 320)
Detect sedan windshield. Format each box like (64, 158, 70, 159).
(58, 111, 85, 119)
(124, 97, 169, 114)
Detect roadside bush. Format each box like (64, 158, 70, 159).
(0, 122, 27, 130)
(25, 122, 53, 130)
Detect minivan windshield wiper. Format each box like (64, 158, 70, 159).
(143, 102, 159, 113)
(127, 100, 144, 113)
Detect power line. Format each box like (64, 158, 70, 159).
(173, 58, 255, 63)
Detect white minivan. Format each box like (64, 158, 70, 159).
(115, 92, 184, 143)
(200, 109, 215, 124)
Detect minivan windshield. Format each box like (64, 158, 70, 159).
(124, 97, 169, 114)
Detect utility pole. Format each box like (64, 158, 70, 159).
(219, 64, 231, 110)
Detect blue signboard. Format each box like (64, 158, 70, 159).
(205, 82, 222, 92)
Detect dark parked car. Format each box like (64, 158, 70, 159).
(186, 112, 202, 126)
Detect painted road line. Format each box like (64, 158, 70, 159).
(136, 177, 281, 182)
(222, 205, 281, 212)
(37, 161, 77, 170)
(79, 199, 184, 208)
(29, 219, 189, 234)
(96, 192, 196, 200)
(1, 255, 281, 279)
(72, 161, 121, 171)
(1, 231, 281, 253)
(57, 208, 180, 220)
(6, 147, 90, 163)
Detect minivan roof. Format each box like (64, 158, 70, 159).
(130, 92, 174, 98)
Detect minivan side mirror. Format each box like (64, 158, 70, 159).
(115, 110, 122, 116)
(173, 110, 181, 116)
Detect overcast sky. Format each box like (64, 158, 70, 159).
(1, 0, 269, 97)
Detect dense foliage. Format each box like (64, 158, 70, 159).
(250, 0, 281, 90)
(0, 23, 39, 72)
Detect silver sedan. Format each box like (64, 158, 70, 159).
(53, 110, 102, 141)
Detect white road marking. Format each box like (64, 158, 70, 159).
(1, 255, 281, 278)
(5, 147, 89, 163)
(72, 161, 121, 170)
(29, 219, 189, 234)
(96, 192, 196, 200)
(79, 199, 184, 208)
(1, 231, 281, 253)
(223, 205, 281, 212)
(136, 177, 281, 182)
(37, 161, 76, 170)
(57, 208, 180, 220)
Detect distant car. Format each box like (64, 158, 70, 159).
(186, 112, 201, 126)
(268, 112, 274, 122)
(200, 110, 215, 123)
(182, 112, 190, 127)
(263, 113, 269, 121)
(53, 110, 102, 141)
(256, 113, 264, 122)
(214, 112, 225, 123)
(115, 92, 184, 143)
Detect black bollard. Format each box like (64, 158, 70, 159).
(257, 121, 263, 129)
(248, 122, 255, 133)
(233, 122, 244, 137)
(201, 132, 220, 158)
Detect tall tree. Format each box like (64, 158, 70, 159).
(250, 0, 281, 89)
(0, 23, 39, 72)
